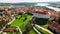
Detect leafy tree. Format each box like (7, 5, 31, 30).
(23, 24, 33, 34)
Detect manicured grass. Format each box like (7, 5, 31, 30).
(10, 15, 25, 26)
(7, 32, 12, 34)
(16, 15, 21, 19)
(20, 15, 32, 32)
(9, 14, 50, 34)
(29, 29, 38, 34)
(10, 14, 37, 34)
(15, 31, 20, 34)
(42, 25, 48, 29)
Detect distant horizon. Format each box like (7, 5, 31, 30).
(0, 0, 60, 3)
(0, 2, 60, 3)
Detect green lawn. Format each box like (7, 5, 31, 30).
(7, 14, 50, 34)
(29, 29, 38, 34)
(42, 25, 48, 29)
(9, 14, 38, 34)
(16, 15, 21, 19)
(11, 15, 25, 26)
(20, 15, 32, 32)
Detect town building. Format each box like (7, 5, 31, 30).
(48, 21, 60, 34)
(33, 9, 50, 18)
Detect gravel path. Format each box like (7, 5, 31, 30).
(33, 26, 41, 34)
(35, 24, 54, 34)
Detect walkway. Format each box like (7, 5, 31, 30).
(35, 24, 54, 34)
(17, 26, 22, 34)
(7, 18, 15, 25)
(33, 26, 41, 34)
(0, 18, 15, 34)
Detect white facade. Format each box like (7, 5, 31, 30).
(33, 13, 50, 18)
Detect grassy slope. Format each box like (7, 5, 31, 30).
(11, 16, 25, 26)
(20, 15, 32, 32)
(10, 14, 38, 34)
(41, 24, 48, 29)
(29, 29, 38, 34)
(7, 15, 50, 34)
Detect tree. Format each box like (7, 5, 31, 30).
(23, 24, 33, 34)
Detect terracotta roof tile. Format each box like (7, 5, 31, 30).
(3, 28, 18, 32)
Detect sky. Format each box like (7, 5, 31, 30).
(0, 0, 60, 3)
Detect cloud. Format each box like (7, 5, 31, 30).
(0, 0, 60, 3)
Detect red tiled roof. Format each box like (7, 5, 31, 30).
(49, 21, 60, 33)
(34, 9, 48, 15)
(56, 26, 60, 32)
(48, 11, 59, 18)
(52, 23, 59, 29)
(31, 9, 59, 18)
(3, 28, 18, 32)
(49, 22, 54, 26)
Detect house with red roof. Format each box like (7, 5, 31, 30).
(48, 21, 60, 34)
(32, 9, 50, 18)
